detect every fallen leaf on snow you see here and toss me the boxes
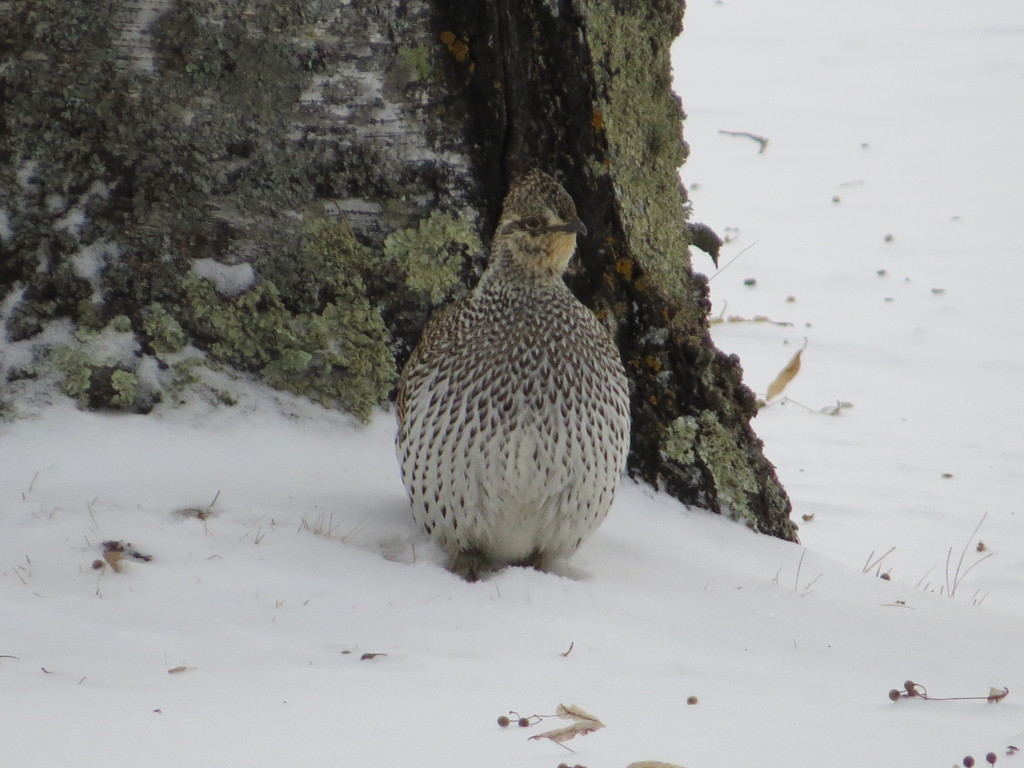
[766,340,807,400]
[102,550,124,573]
[100,540,153,572]
[529,703,604,745]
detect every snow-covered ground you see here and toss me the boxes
[3,1,1023,765]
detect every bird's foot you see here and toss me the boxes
[448,548,551,581]
[448,549,490,582]
[511,549,549,572]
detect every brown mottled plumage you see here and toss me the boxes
[396,170,631,580]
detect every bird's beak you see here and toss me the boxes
[550,219,587,237]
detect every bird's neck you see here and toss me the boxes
[478,241,568,289]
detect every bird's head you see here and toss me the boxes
[492,170,587,280]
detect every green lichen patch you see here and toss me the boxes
[693,411,761,531]
[142,302,189,355]
[50,347,147,412]
[384,210,481,304]
[182,270,395,421]
[48,315,153,411]
[396,44,433,83]
[663,415,698,465]
[109,369,139,409]
[302,217,384,295]
[52,345,94,404]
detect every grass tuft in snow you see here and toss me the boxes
[298,509,371,544]
[944,512,994,601]
[174,489,222,523]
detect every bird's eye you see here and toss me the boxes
[524,216,542,231]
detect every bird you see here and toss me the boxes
[396,170,631,580]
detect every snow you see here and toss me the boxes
[678,0,1024,618]
[72,241,120,299]
[191,258,258,297]
[78,321,140,369]
[3,2,1024,766]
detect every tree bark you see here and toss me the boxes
[0,0,796,540]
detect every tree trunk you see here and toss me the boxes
[0,0,796,540]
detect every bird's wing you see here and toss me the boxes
[395,298,468,426]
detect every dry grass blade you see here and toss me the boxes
[766,339,808,401]
[944,512,993,598]
[862,546,896,575]
[708,241,759,282]
[719,129,769,153]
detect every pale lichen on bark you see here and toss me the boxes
[581,0,695,305]
[0,0,479,417]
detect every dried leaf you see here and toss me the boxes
[101,540,153,566]
[766,341,807,400]
[555,703,602,723]
[102,550,124,573]
[529,720,602,744]
[529,703,604,745]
